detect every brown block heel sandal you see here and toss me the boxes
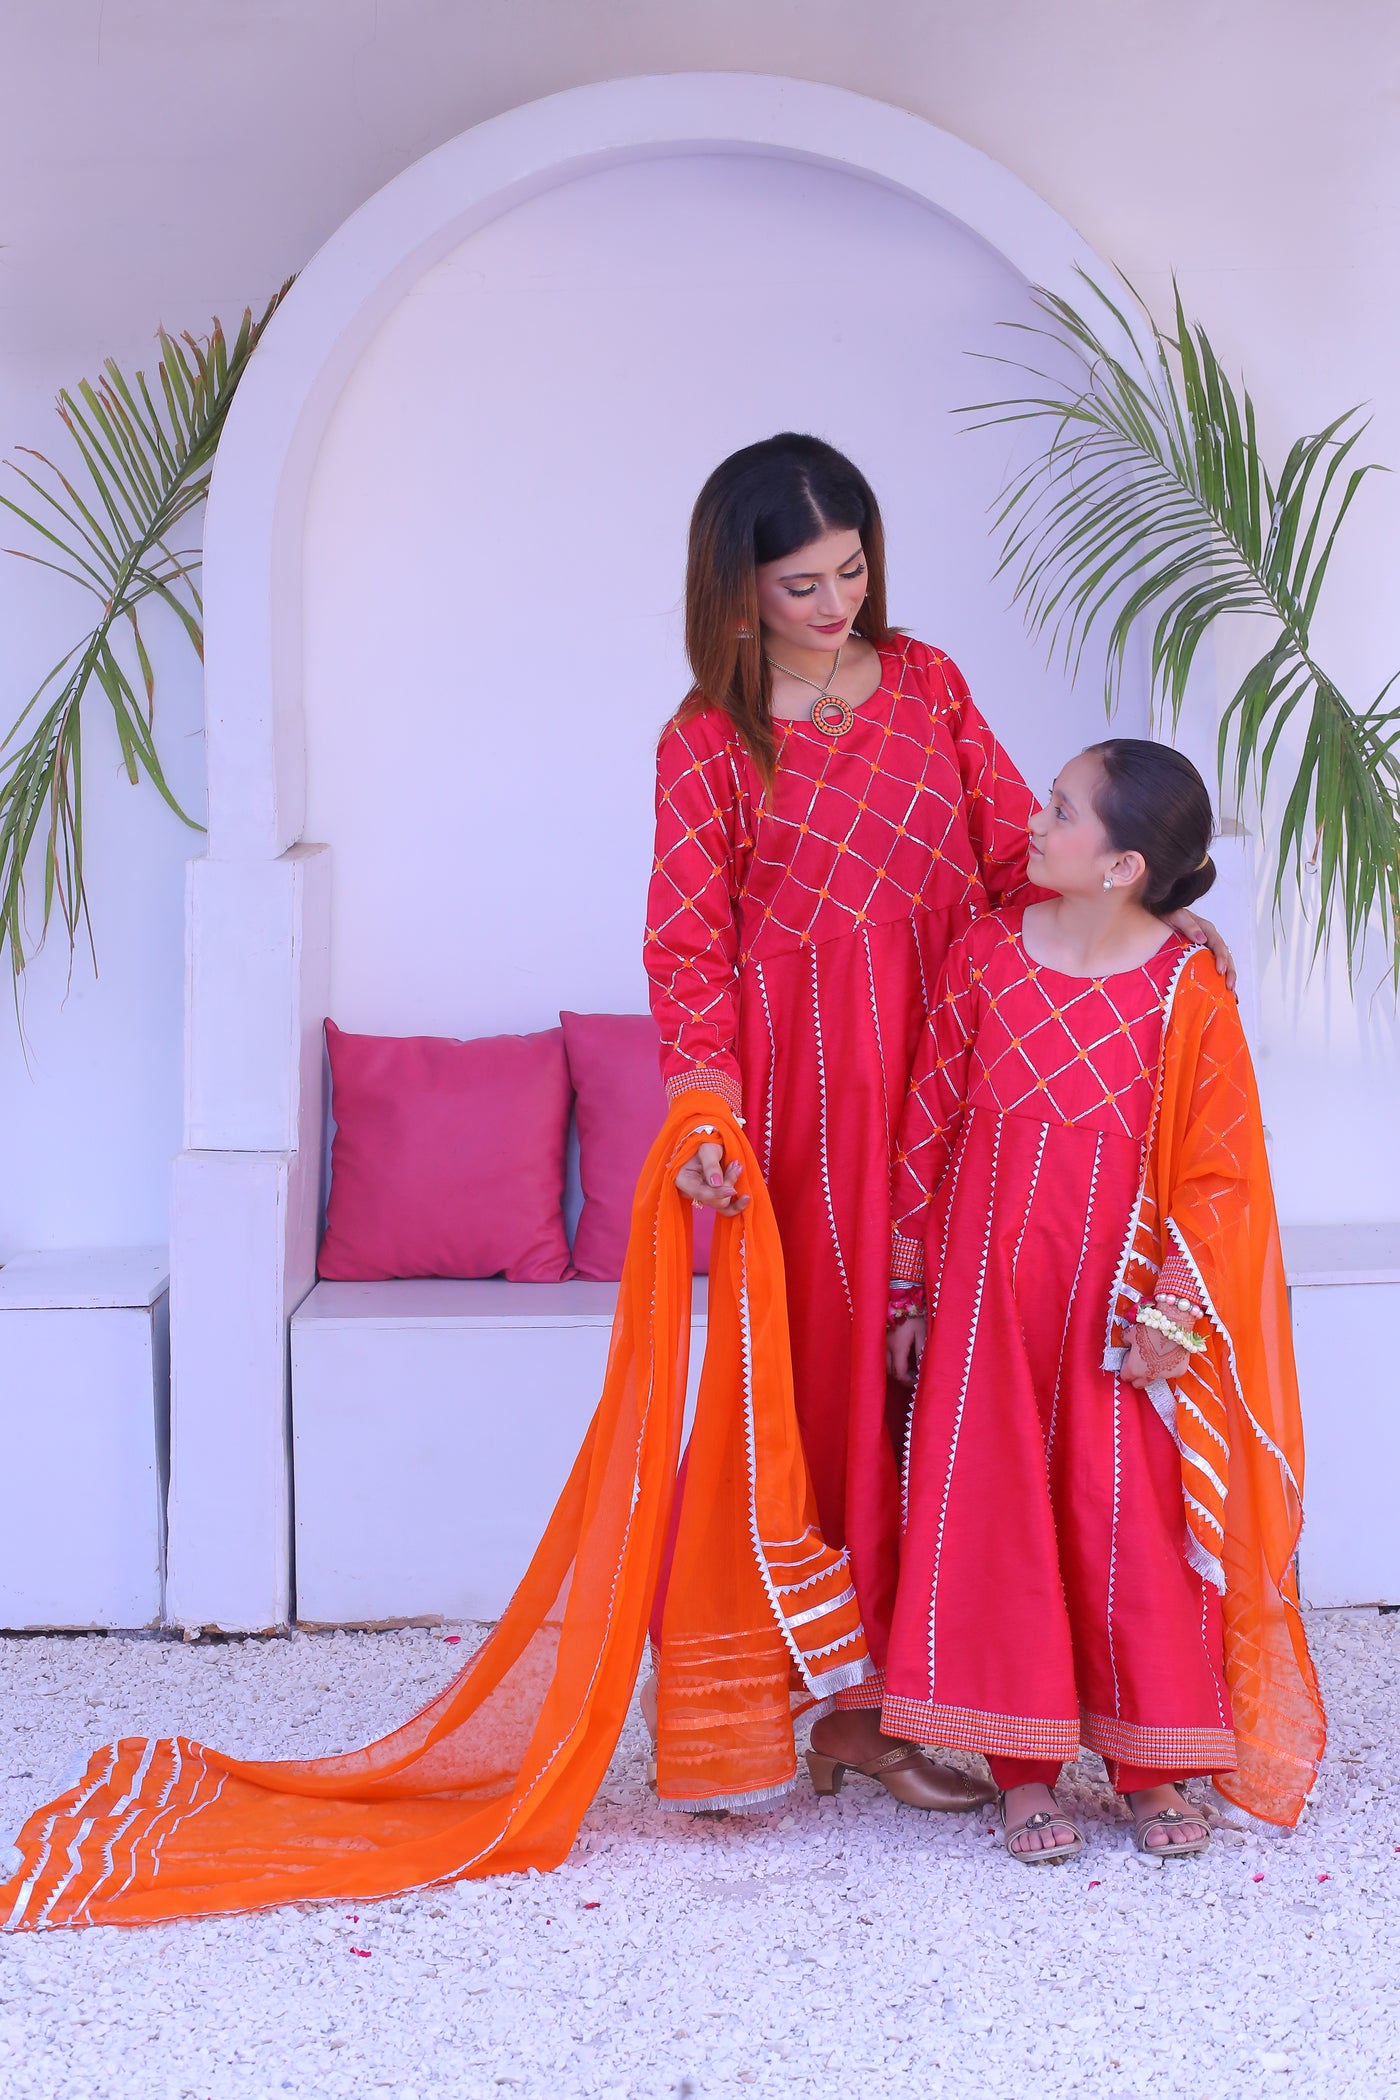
[806,1743,992,1812]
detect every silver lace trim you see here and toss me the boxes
[654,1776,798,1815]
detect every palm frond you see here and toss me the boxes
[961,272,1400,980]
[0,283,292,991]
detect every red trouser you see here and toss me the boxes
[988,1757,1197,1794]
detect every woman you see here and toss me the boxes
[877,740,1324,1859]
[644,435,1233,1807]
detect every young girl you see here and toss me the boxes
[868,739,1325,1862]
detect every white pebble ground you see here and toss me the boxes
[1,1610,1396,2099]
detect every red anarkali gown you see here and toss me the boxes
[645,636,1041,1673]
[885,908,1236,1788]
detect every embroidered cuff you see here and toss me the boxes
[1157,1251,1202,1308]
[664,1067,745,1119]
[889,1233,925,1287]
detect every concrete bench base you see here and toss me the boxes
[291,1277,708,1626]
[1286,1225,1400,1609]
[0,1250,169,1631]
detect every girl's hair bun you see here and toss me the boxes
[1157,854,1216,916]
[1087,739,1216,918]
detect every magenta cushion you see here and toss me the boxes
[560,1012,713,1280]
[319,1020,574,1283]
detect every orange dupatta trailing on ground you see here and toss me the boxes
[1106,951,1326,1827]
[0,1096,869,1931]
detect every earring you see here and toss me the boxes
[1102,874,1114,890]
[736,627,753,641]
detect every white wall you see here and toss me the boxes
[1,0,1398,1250]
[301,151,1124,1040]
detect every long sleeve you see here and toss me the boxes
[939,657,1046,909]
[889,934,980,1283]
[644,713,749,1115]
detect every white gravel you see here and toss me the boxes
[1,1609,1396,2099]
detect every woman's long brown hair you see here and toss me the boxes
[680,434,891,788]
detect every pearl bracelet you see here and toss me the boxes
[1155,1292,1202,1317]
[1135,1303,1207,1355]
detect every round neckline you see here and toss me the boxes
[773,639,896,731]
[1013,915,1182,985]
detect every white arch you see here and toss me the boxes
[174,74,1128,1633]
[202,71,1110,860]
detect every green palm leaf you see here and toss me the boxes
[0,284,291,991]
[962,272,1400,981]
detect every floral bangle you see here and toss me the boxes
[887,1283,926,1328]
[1135,1303,1207,1354]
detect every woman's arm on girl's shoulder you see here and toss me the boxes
[918,648,1046,908]
[645,712,749,1116]
[1166,907,1237,989]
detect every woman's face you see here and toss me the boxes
[1027,750,1145,897]
[755,528,867,656]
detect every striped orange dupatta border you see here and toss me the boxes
[1107,951,1327,1827]
[0,1094,869,1931]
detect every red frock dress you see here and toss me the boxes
[884,908,1236,1788]
[645,637,1041,1674]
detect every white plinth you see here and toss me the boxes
[0,1249,169,1630]
[1284,1225,1400,1609]
[290,1278,709,1626]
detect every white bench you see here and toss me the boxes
[0,1249,169,1630]
[0,1219,1370,1635]
[290,1277,709,1626]
[1283,1224,1400,1610]
[287,1229,1400,1630]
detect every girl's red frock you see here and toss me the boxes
[884,908,1236,1784]
[645,637,1041,1672]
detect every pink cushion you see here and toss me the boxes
[319,1020,574,1283]
[560,1012,713,1280]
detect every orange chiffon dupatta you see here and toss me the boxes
[1109,952,1326,1827]
[1,1096,870,1931]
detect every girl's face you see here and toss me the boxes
[1027,750,1145,897]
[755,528,867,656]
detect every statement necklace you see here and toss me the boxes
[765,645,856,737]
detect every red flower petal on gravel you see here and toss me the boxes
[1318,1873,1330,1882]
[350,1948,372,1958]
[582,1901,601,1910]
[1252,1873,1265,1883]
[443,1635,461,1644]
[1087,1881,1101,1889]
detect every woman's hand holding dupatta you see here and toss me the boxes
[675,1142,750,1214]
